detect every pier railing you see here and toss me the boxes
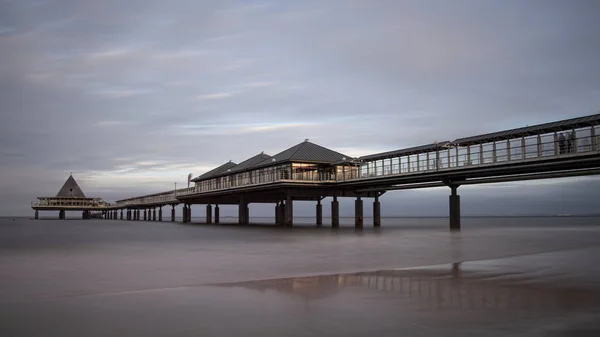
[339,128,599,182]
[116,186,196,207]
[32,200,111,208]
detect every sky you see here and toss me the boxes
[1,0,600,217]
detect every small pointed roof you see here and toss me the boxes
[191,161,238,182]
[254,140,349,167]
[56,174,86,198]
[228,152,272,173]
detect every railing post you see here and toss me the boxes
[426,152,430,170]
[521,137,526,160]
[407,155,410,172]
[537,134,542,158]
[572,129,578,153]
[466,146,471,165]
[553,132,559,156]
[592,126,597,151]
[492,141,497,163]
[506,140,511,161]
[399,156,403,173]
[455,146,459,167]
[479,144,483,164]
[416,153,420,171]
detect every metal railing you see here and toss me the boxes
[339,133,600,182]
[31,200,111,207]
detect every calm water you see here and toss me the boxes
[1,216,600,336]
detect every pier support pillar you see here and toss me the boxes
[246,205,250,225]
[114,210,117,219]
[187,205,192,223]
[278,201,285,226]
[316,199,323,227]
[171,205,175,222]
[133,210,136,221]
[238,197,246,225]
[214,204,220,224]
[153,208,157,221]
[449,185,461,230]
[144,209,147,221]
[355,197,363,229]
[206,204,212,224]
[275,203,280,225]
[126,210,130,220]
[35,210,39,220]
[182,205,188,223]
[373,194,381,227]
[120,210,123,220]
[158,206,163,222]
[59,210,65,220]
[137,209,141,221]
[331,196,339,228]
[285,194,293,227]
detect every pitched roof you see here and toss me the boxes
[359,142,452,161]
[56,175,86,198]
[228,152,272,173]
[253,141,350,168]
[191,161,237,182]
[454,112,600,146]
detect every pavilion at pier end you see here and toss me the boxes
[31,174,112,219]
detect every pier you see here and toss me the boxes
[32,113,600,229]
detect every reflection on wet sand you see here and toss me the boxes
[215,262,600,313]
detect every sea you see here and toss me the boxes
[1,216,600,336]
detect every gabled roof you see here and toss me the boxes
[56,175,86,198]
[454,112,600,146]
[191,161,237,182]
[359,142,452,161]
[229,152,272,173]
[253,141,350,168]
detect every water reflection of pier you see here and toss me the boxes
[217,263,600,312]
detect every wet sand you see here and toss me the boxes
[1,217,600,336]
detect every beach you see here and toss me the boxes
[1,216,599,336]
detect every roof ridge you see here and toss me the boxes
[289,140,309,159]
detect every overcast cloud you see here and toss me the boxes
[1,0,600,216]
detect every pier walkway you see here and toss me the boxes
[34,113,600,229]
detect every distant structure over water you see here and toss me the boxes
[31,174,111,219]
